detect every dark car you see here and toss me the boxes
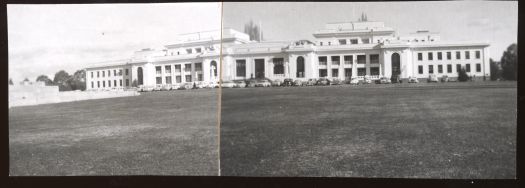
[316,78,331,86]
[283,78,294,87]
[331,78,343,85]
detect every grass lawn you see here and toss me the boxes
[220,81,517,178]
[9,89,219,176]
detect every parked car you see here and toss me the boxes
[428,74,439,83]
[349,78,360,85]
[283,78,294,86]
[316,78,331,86]
[408,76,419,83]
[221,80,236,88]
[271,79,283,87]
[160,85,172,91]
[305,79,317,86]
[245,79,257,87]
[376,77,392,84]
[293,80,302,86]
[441,75,449,82]
[331,78,342,85]
[234,80,246,88]
[255,79,271,87]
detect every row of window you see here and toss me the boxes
[417,51,481,61]
[155,74,203,85]
[155,63,203,75]
[168,47,208,56]
[320,38,373,46]
[91,79,130,88]
[318,54,378,65]
[234,58,290,77]
[319,67,379,77]
[91,69,129,78]
[417,63,482,74]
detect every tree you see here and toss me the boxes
[53,70,72,91]
[36,75,54,86]
[489,58,501,81]
[68,70,86,91]
[244,20,263,42]
[9,78,13,85]
[500,43,517,80]
[458,67,469,82]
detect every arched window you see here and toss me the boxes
[296,56,305,78]
[137,67,143,85]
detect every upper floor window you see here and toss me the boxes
[155,66,161,75]
[165,65,171,74]
[465,51,470,59]
[184,64,192,72]
[447,52,451,60]
[97,71,100,77]
[102,71,105,77]
[113,70,116,76]
[328,42,331,46]
[428,52,433,60]
[437,52,442,60]
[331,56,340,65]
[370,54,379,64]
[195,62,202,71]
[350,39,358,44]
[418,53,423,61]
[91,72,93,78]
[476,51,481,59]
[195,48,202,53]
[339,39,346,45]
[344,55,353,64]
[362,38,370,44]
[357,55,366,64]
[125,69,129,76]
[456,51,461,59]
[186,48,192,54]
[319,42,323,46]
[318,56,327,65]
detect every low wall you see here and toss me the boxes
[9,86,140,108]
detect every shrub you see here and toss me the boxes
[457,68,469,82]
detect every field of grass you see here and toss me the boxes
[220,81,517,178]
[9,89,219,176]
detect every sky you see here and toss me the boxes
[8,1,518,82]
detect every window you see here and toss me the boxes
[418,65,423,74]
[195,63,202,71]
[166,76,172,84]
[102,71,105,77]
[236,59,246,77]
[114,80,117,87]
[457,64,461,73]
[198,74,203,81]
[465,51,470,59]
[103,81,106,87]
[125,69,129,76]
[476,64,481,72]
[126,79,129,86]
[91,72,93,78]
[156,66,162,75]
[370,67,379,76]
[119,79,122,86]
[273,58,284,74]
[185,75,192,82]
[296,56,305,78]
[362,38,370,44]
[165,65,171,74]
[319,69,327,77]
[357,55,366,64]
[186,48,192,54]
[476,51,481,59]
[185,64,192,72]
[428,65,434,74]
[438,65,443,73]
[418,53,423,61]
[119,69,122,76]
[437,52,442,60]
[156,77,162,84]
[108,70,110,77]
[447,52,451,60]
[339,39,346,45]
[350,39,358,44]
[108,80,111,87]
[91,81,94,88]
[456,51,461,59]
[176,76,182,83]
[332,69,338,77]
[428,52,433,60]
[370,54,379,64]
[331,56,340,65]
[345,68,352,78]
[320,42,323,46]
[466,64,471,72]
[113,70,116,76]
[318,56,327,65]
[357,68,366,76]
[97,81,100,88]
[97,71,100,78]
[195,48,201,53]
[344,55,353,64]
[447,64,452,73]
[175,65,181,73]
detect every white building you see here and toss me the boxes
[84,21,490,90]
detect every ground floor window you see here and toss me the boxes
[120,79,122,86]
[108,80,111,87]
[185,75,192,82]
[156,77,162,84]
[438,65,443,73]
[166,76,172,84]
[466,64,471,72]
[319,69,327,77]
[126,79,129,86]
[332,69,338,77]
[103,81,105,87]
[357,68,366,76]
[345,68,352,78]
[236,59,246,77]
[176,76,182,83]
[370,67,380,76]
[476,63,481,72]
[273,58,284,74]
[418,65,423,74]
[91,82,94,88]
[97,81,100,88]
[428,65,434,74]
[114,80,117,87]
[198,74,203,81]
[447,64,452,73]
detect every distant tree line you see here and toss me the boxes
[488,43,517,81]
[9,69,86,91]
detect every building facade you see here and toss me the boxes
[84,21,490,91]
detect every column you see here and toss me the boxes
[352,55,357,78]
